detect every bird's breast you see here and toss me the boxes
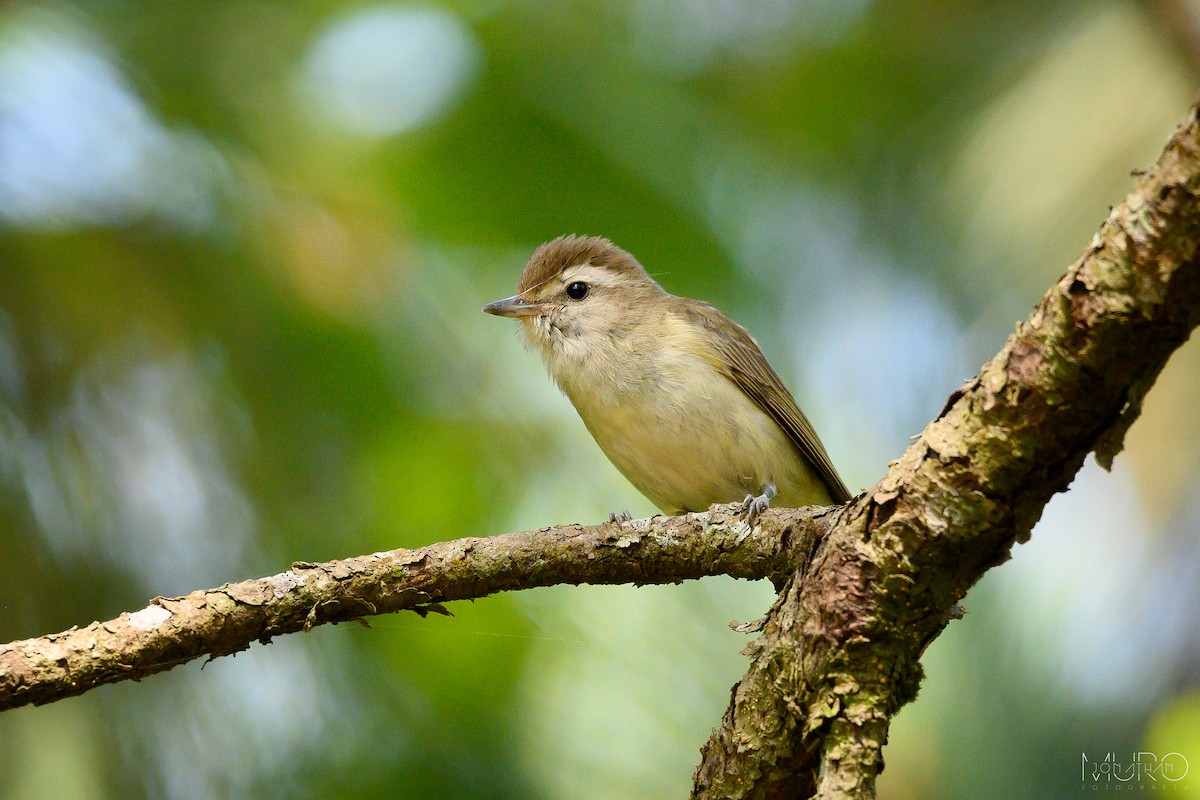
[551,335,823,513]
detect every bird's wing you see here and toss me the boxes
[677,298,851,503]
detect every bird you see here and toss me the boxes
[483,235,850,522]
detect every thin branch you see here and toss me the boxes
[691,101,1200,798]
[5,96,1200,800]
[0,504,832,712]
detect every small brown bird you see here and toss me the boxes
[484,235,850,521]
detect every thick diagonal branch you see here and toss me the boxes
[0,504,831,712]
[691,103,1200,798]
[5,98,1200,800]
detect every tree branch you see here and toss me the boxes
[690,101,1200,798]
[0,504,831,711]
[5,97,1200,800]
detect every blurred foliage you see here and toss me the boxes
[1,0,1199,798]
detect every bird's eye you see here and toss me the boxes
[565,281,589,300]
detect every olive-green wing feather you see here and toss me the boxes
[678,299,851,503]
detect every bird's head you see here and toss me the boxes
[483,235,664,360]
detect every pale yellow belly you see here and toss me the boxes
[566,361,831,515]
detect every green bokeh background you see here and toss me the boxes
[2,1,1199,798]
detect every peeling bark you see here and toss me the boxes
[0,504,829,711]
[690,102,1200,798]
[3,99,1200,800]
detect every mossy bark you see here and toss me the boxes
[4,99,1200,800]
[690,102,1200,799]
[0,503,828,711]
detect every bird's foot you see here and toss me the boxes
[608,509,633,525]
[741,483,778,528]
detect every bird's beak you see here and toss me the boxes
[482,294,545,318]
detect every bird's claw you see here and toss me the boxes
[741,483,777,528]
[608,509,633,525]
[742,494,768,527]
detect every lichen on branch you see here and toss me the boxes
[0,504,828,712]
[690,101,1200,799]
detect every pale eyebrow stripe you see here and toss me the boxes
[519,261,612,298]
[560,264,611,284]
[517,272,559,298]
